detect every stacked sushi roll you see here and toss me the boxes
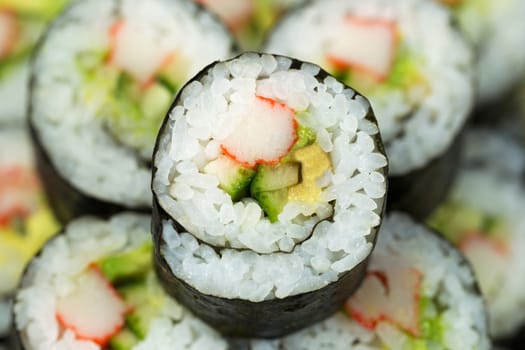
[0,0,69,125]
[152,52,388,337]
[29,0,235,223]
[250,213,490,350]
[0,128,60,339]
[264,0,474,219]
[428,128,525,340]
[13,213,229,350]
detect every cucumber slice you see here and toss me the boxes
[109,329,139,350]
[250,163,300,193]
[126,304,159,339]
[98,241,153,284]
[155,55,188,94]
[253,188,288,223]
[140,82,173,121]
[204,156,256,201]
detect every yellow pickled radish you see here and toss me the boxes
[288,143,331,203]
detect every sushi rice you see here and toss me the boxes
[251,213,491,350]
[29,0,234,208]
[264,0,473,176]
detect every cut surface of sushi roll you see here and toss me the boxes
[152,52,388,337]
[29,0,234,220]
[438,0,525,104]
[251,212,491,350]
[264,0,473,177]
[0,0,69,125]
[195,0,305,51]
[0,127,60,338]
[428,128,525,339]
[13,213,229,350]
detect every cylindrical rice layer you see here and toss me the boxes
[0,0,70,126]
[0,127,60,339]
[436,0,525,105]
[29,0,235,223]
[152,52,388,338]
[12,213,231,350]
[194,0,305,51]
[249,213,491,350]
[428,127,525,340]
[264,0,474,219]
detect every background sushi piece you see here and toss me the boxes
[438,0,525,105]
[264,0,474,220]
[28,0,235,223]
[0,127,60,339]
[0,0,70,125]
[249,212,491,350]
[428,127,525,341]
[195,0,305,51]
[152,52,388,338]
[12,213,230,350]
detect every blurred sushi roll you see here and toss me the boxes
[428,128,525,339]
[264,0,474,219]
[29,0,235,223]
[0,0,69,125]
[13,213,229,350]
[195,0,305,51]
[152,52,388,338]
[438,0,525,104]
[0,127,60,338]
[251,213,491,350]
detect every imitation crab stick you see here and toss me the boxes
[346,259,423,337]
[327,17,398,82]
[56,266,130,346]
[220,96,298,168]
[459,232,509,295]
[107,20,175,86]
[0,10,18,59]
[0,166,40,227]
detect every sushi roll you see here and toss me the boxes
[264,0,474,219]
[251,213,491,350]
[194,0,305,51]
[0,127,60,339]
[29,0,235,223]
[0,0,69,125]
[152,52,388,338]
[12,213,229,350]
[428,128,525,340]
[437,0,525,104]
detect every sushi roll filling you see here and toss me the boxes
[76,20,189,160]
[202,95,332,222]
[345,255,446,347]
[325,16,428,115]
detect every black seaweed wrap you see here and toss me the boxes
[387,132,463,221]
[28,122,149,224]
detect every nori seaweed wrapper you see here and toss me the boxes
[387,132,463,221]
[151,53,388,339]
[28,122,150,224]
